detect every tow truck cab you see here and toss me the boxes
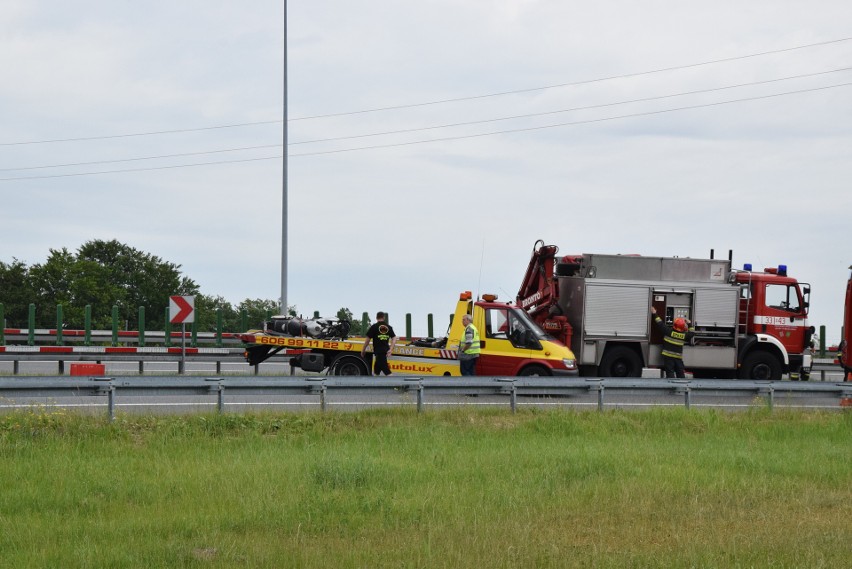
[451,292,578,376]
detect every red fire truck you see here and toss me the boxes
[839,266,852,381]
[517,240,814,380]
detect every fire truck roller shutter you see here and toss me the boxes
[584,284,648,336]
[694,287,739,328]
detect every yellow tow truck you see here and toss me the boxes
[239,292,578,376]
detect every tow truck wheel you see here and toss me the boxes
[599,346,642,378]
[332,356,369,376]
[738,351,782,381]
[518,365,551,376]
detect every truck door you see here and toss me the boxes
[759,283,808,353]
[480,307,534,376]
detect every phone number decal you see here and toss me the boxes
[257,336,352,350]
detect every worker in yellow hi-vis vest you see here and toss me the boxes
[458,313,481,376]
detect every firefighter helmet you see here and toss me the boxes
[673,318,688,332]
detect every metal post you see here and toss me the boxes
[497,378,516,413]
[671,380,691,409]
[179,323,186,375]
[164,307,172,347]
[95,378,116,422]
[757,383,774,411]
[84,305,91,346]
[406,313,412,340]
[207,378,225,414]
[111,305,119,346]
[138,306,145,347]
[216,308,223,347]
[406,378,424,413]
[586,379,604,411]
[280,0,288,314]
[108,384,115,421]
[427,313,434,338]
[56,304,63,345]
[28,303,35,346]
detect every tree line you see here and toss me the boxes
[0,239,369,334]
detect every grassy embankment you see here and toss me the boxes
[0,407,849,568]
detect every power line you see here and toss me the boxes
[289,66,852,146]
[2,80,849,181]
[2,36,851,147]
[6,66,851,172]
[0,156,282,181]
[0,144,281,172]
[289,36,852,121]
[0,120,282,148]
[288,81,852,157]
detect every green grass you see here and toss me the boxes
[0,408,849,568]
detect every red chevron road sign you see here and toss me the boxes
[169,295,195,324]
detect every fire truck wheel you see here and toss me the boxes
[331,356,369,376]
[518,365,551,376]
[599,346,642,378]
[738,351,782,381]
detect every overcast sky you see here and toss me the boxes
[1,1,850,342]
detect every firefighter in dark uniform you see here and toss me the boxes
[651,307,695,378]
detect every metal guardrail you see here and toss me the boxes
[0,348,300,375]
[1,329,244,346]
[1,376,849,421]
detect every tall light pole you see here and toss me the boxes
[281,0,288,314]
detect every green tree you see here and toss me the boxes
[76,239,198,329]
[1,240,289,334]
[0,259,35,327]
[29,249,120,328]
[337,307,369,335]
[238,298,285,331]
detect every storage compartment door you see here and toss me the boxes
[584,285,648,337]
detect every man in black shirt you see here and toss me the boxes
[361,311,397,376]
